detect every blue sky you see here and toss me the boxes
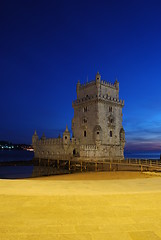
[0,0,161,151]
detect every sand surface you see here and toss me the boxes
[1,171,161,240]
[32,171,153,180]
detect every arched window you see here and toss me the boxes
[83,118,87,123]
[84,130,86,137]
[83,106,88,112]
[110,131,112,137]
[109,106,112,112]
[73,149,77,156]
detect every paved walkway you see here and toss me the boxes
[1,173,161,239]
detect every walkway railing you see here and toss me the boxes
[33,157,161,173]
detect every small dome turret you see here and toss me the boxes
[32,130,39,144]
[41,133,46,140]
[63,125,70,145]
[95,72,101,82]
[114,79,119,90]
[120,128,125,143]
[77,80,81,98]
[33,130,38,136]
[64,125,69,133]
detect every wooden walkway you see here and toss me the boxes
[35,157,161,173]
[1,158,161,178]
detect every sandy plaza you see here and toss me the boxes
[1,171,161,240]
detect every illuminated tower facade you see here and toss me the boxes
[72,72,125,159]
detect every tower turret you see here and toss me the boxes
[120,128,125,147]
[114,79,119,99]
[96,72,101,89]
[32,130,39,145]
[41,133,46,141]
[63,125,70,145]
[76,80,80,98]
[95,72,101,82]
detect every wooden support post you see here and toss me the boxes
[81,161,82,172]
[85,162,86,171]
[141,165,143,172]
[39,158,41,166]
[110,162,112,171]
[57,160,59,169]
[47,159,49,176]
[69,160,70,172]
[95,162,97,172]
[74,161,76,171]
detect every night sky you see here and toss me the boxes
[1,0,161,151]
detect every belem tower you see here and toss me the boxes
[32,72,125,161]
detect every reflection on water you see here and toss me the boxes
[0,150,34,179]
[0,166,33,179]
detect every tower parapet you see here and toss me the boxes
[79,79,117,89]
[77,73,120,102]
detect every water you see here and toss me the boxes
[0,150,34,162]
[124,151,161,160]
[0,166,34,179]
[0,150,34,179]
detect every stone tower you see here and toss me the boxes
[72,72,125,159]
[32,72,125,161]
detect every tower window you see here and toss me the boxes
[65,136,67,140]
[110,131,112,137]
[97,132,99,135]
[84,130,86,137]
[109,106,112,112]
[83,107,88,112]
[83,118,87,123]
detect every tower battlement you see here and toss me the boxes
[76,72,120,100]
[79,79,117,90]
[72,94,124,107]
